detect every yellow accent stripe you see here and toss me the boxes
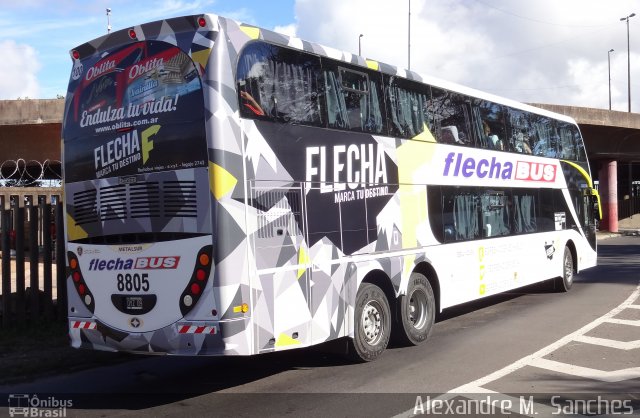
[397,135,434,275]
[297,246,310,279]
[275,333,301,347]
[66,213,88,241]
[366,60,379,71]
[411,122,437,143]
[561,159,602,219]
[561,160,593,188]
[591,188,603,220]
[240,25,260,40]
[191,48,212,71]
[209,162,238,200]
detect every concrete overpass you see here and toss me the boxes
[1,99,640,232]
[532,104,640,232]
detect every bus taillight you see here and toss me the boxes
[197,16,207,28]
[71,50,80,60]
[128,28,137,39]
[67,252,95,313]
[179,245,213,316]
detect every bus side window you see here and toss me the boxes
[557,122,579,161]
[428,88,473,146]
[506,108,533,155]
[386,77,430,139]
[236,41,323,126]
[530,114,554,157]
[473,100,507,151]
[441,187,480,241]
[323,64,385,134]
[512,192,537,233]
[481,191,510,237]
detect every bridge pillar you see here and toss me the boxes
[599,160,618,232]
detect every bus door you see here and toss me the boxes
[251,182,311,352]
[584,188,601,250]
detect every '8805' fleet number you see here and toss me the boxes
[117,273,150,292]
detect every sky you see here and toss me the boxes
[0,0,639,112]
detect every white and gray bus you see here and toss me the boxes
[62,14,600,361]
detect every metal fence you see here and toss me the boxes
[618,196,640,220]
[0,192,66,328]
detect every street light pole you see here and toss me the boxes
[408,0,411,70]
[620,13,636,113]
[106,8,112,34]
[359,34,363,56]
[608,49,614,110]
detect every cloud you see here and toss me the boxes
[292,0,640,112]
[0,40,40,99]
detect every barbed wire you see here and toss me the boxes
[0,159,62,187]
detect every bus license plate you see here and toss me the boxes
[126,296,143,310]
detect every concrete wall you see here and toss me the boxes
[0,99,64,126]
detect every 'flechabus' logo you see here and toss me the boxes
[443,151,557,182]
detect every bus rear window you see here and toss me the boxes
[63,40,206,182]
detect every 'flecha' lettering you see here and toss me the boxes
[306,143,388,193]
[94,130,141,170]
[443,152,557,182]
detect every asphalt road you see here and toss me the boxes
[2,236,639,417]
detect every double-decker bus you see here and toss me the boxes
[62,14,600,361]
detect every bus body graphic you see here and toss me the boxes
[62,14,599,360]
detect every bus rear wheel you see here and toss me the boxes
[347,283,391,362]
[394,273,435,346]
[557,246,574,292]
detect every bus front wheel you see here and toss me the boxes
[557,246,574,292]
[394,273,435,346]
[348,283,391,362]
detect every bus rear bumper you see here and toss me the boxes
[68,317,251,356]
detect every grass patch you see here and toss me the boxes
[0,321,130,385]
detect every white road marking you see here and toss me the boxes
[528,357,640,383]
[605,318,640,326]
[573,334,640,350]
[393,281,640,418]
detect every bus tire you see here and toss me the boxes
[557,246,574,292]
[394,273,435,346]
[347,283,391,362]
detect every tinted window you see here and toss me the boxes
[506,108,535,155]
[387,77,431,139]
[474,100,507,151]
[429,186,542,243]
[428,88,474,146]
[557,122,585,161]
[237,42,323,126]
[481,191,510,237]
[63,40,206,182]
[512,190,537,233]
[530,115,557,158]
[323,63,385,134]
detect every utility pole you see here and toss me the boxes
[408,0,411,70]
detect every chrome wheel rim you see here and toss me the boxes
[361,301,384,345]
[409,289,428,330]
[564,251,573,284]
